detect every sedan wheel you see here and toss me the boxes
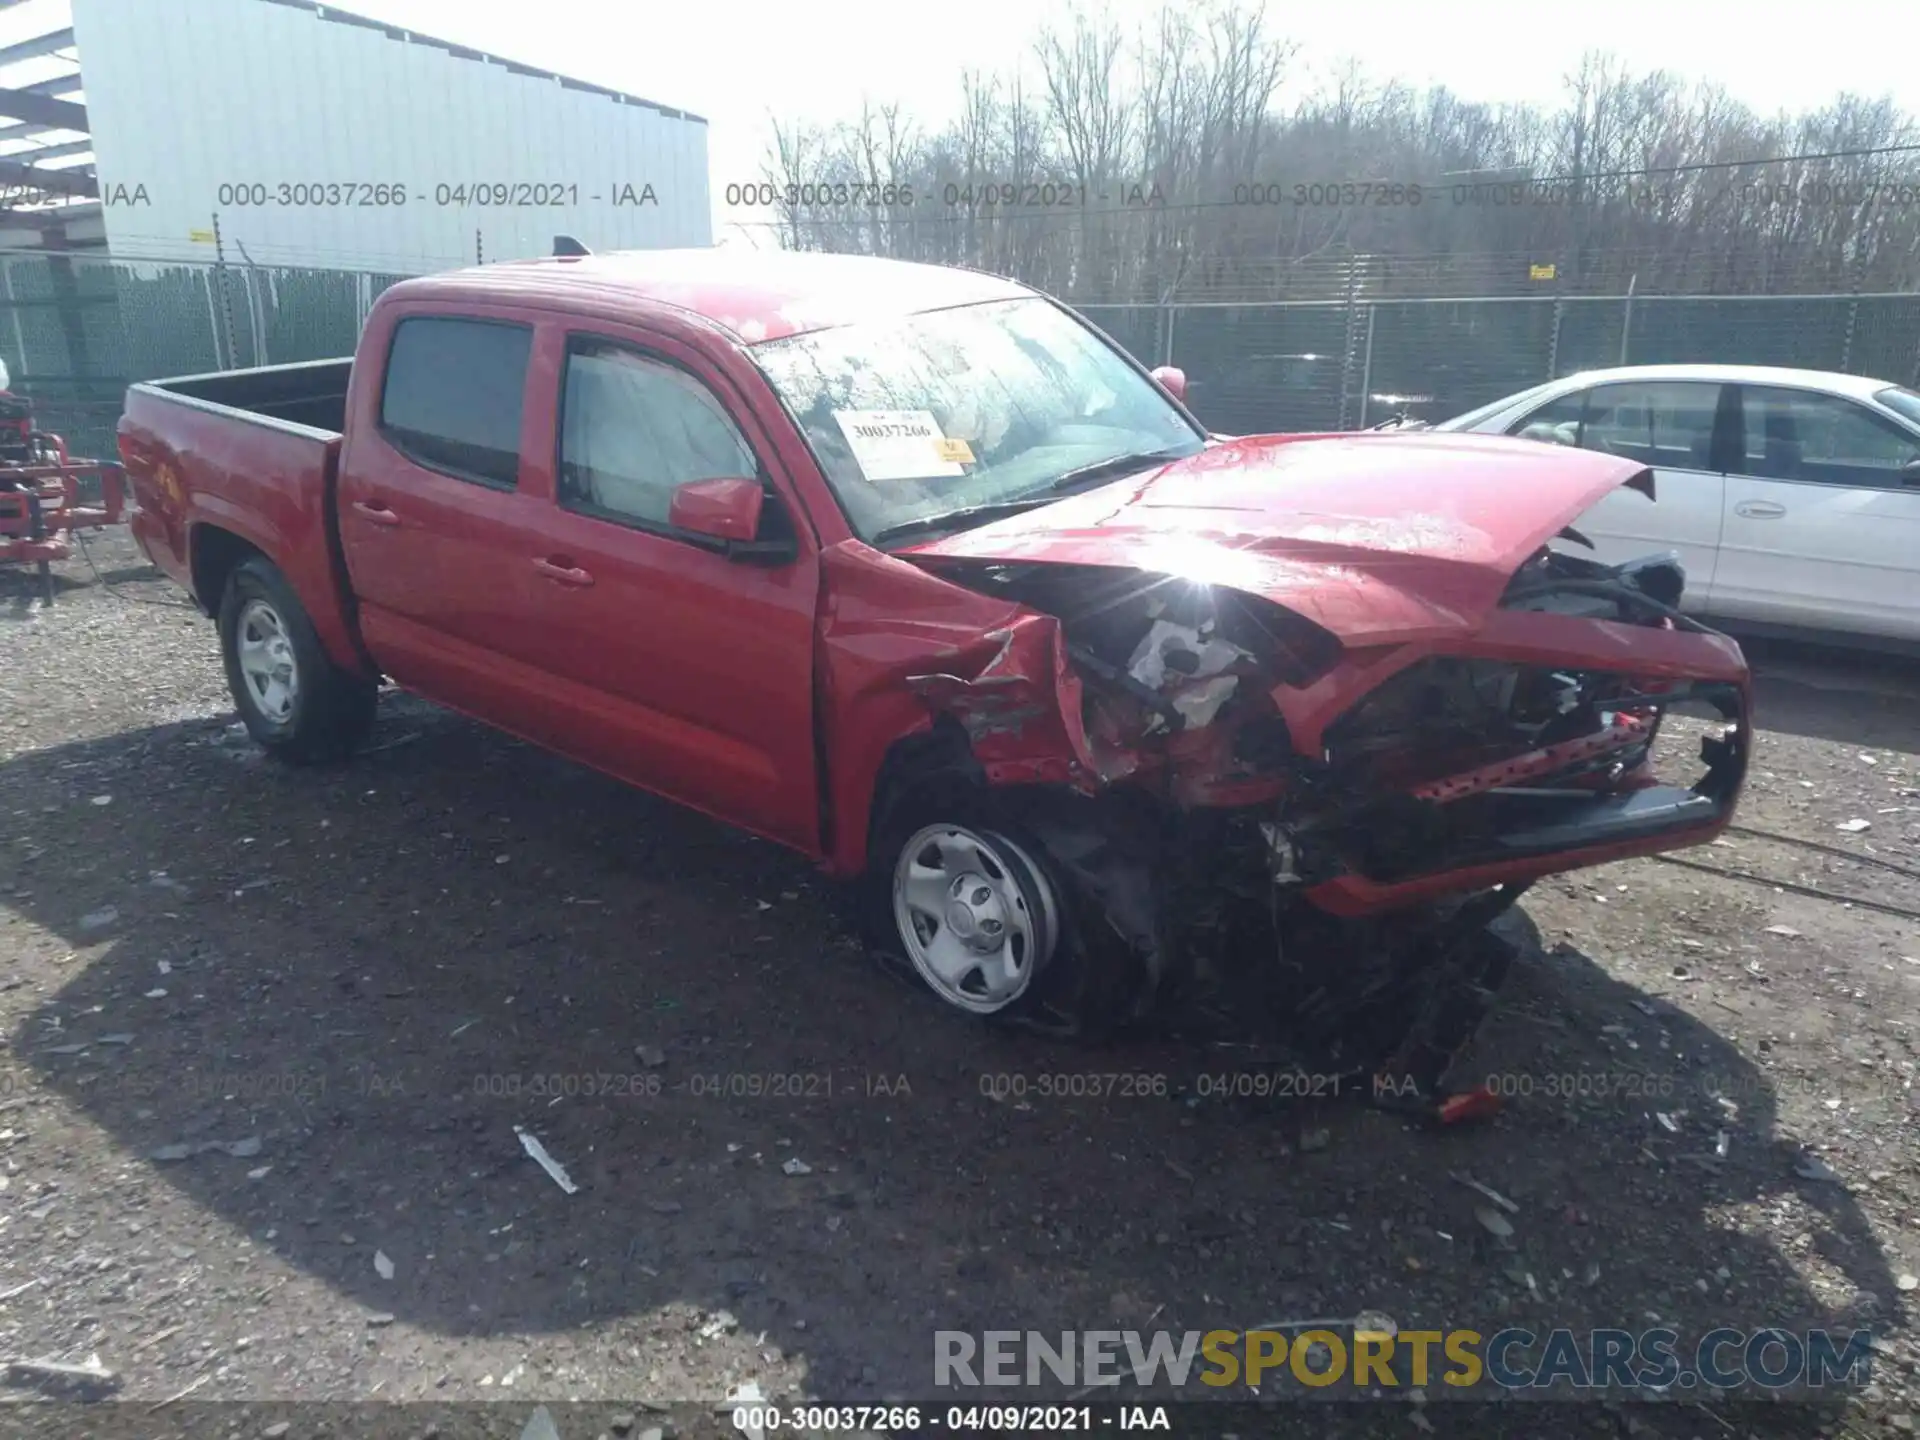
[891,823,1059,1014]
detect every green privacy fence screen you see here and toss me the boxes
[0,253,411,459]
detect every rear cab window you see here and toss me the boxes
[379,316,533,488]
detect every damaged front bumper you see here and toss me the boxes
[1278,656,1748,918]
[884,536,1749,1084]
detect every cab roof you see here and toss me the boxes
[385,247,1036,345]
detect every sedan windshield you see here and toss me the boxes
[1875,385,1920,429]
[1435,381,1558,431]
[750,297,1205,544]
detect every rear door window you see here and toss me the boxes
[1551,382,1720,470]
[379,317,533,487]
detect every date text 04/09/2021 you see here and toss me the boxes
[730,1404,1172,1432]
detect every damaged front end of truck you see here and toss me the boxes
[851,434,1751,1098]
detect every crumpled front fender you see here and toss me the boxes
[904,617,1107,789]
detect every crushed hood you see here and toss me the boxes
[903,432,1655,645]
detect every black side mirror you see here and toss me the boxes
[1901,457,1920,488]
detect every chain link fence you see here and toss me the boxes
[1,245,1915,461]
[1081,292,1920,436]
[0,252,411,460]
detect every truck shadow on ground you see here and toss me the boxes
[0,698,1900,1431]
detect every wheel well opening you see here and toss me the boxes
[190,525,263,616]
[867,719,988,856]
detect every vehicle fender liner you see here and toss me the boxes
[1018,797,1174,1028]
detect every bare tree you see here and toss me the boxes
[751,3,1920,300]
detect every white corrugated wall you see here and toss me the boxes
[72,0,709,271]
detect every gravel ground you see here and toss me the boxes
[1,534,1917,1440]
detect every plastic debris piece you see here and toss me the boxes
[1450,1172,1519,1214]
[1793,1155,1843,1184]
[1437,1087,1502,1125]
[514,1126,579,1194]
[1475,1206,1514,1239]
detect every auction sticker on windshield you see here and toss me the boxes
[834,409,970,481]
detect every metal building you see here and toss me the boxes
[0,0,710,267]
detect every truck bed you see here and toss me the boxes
[140,357,353,435]
[118,358,367,676]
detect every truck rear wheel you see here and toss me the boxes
[218,556,375,763]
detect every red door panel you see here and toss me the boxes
[519,511,821,849]
[511,323,823,852]
[336,306,571,745]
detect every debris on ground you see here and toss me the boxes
[149,1136,262,1162]
[1475,1206,1515,1240]
[781,1157,812,1176]
[513,1127,579,1195]
[3,1353,118,1392]
[1792,1155,1844,1184]
[1450,1173,1519,1214]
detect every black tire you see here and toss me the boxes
[860,780,1150,1039]
[218,556,376,763]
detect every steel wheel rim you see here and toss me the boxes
[235,597,299,723]
[892,823,1058,1013]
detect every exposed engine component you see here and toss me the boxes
[924,559,1343,697]
[1502,544,1690,621]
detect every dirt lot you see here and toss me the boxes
[1,534,1917,1439]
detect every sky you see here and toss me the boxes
[3,0,1915,244]
[323,0,1920,243]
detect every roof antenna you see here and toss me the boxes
[553,235,591,258]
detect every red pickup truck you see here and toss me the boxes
[118,246,1749,1084]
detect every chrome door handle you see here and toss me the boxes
[532,556,594,588]
[1734,500,1786,519]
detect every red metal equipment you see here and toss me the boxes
[0,393,127,605]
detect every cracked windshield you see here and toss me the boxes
[751,296,1204,543]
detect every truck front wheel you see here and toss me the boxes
[218,556,375,763]
[887,819,1061,1016]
